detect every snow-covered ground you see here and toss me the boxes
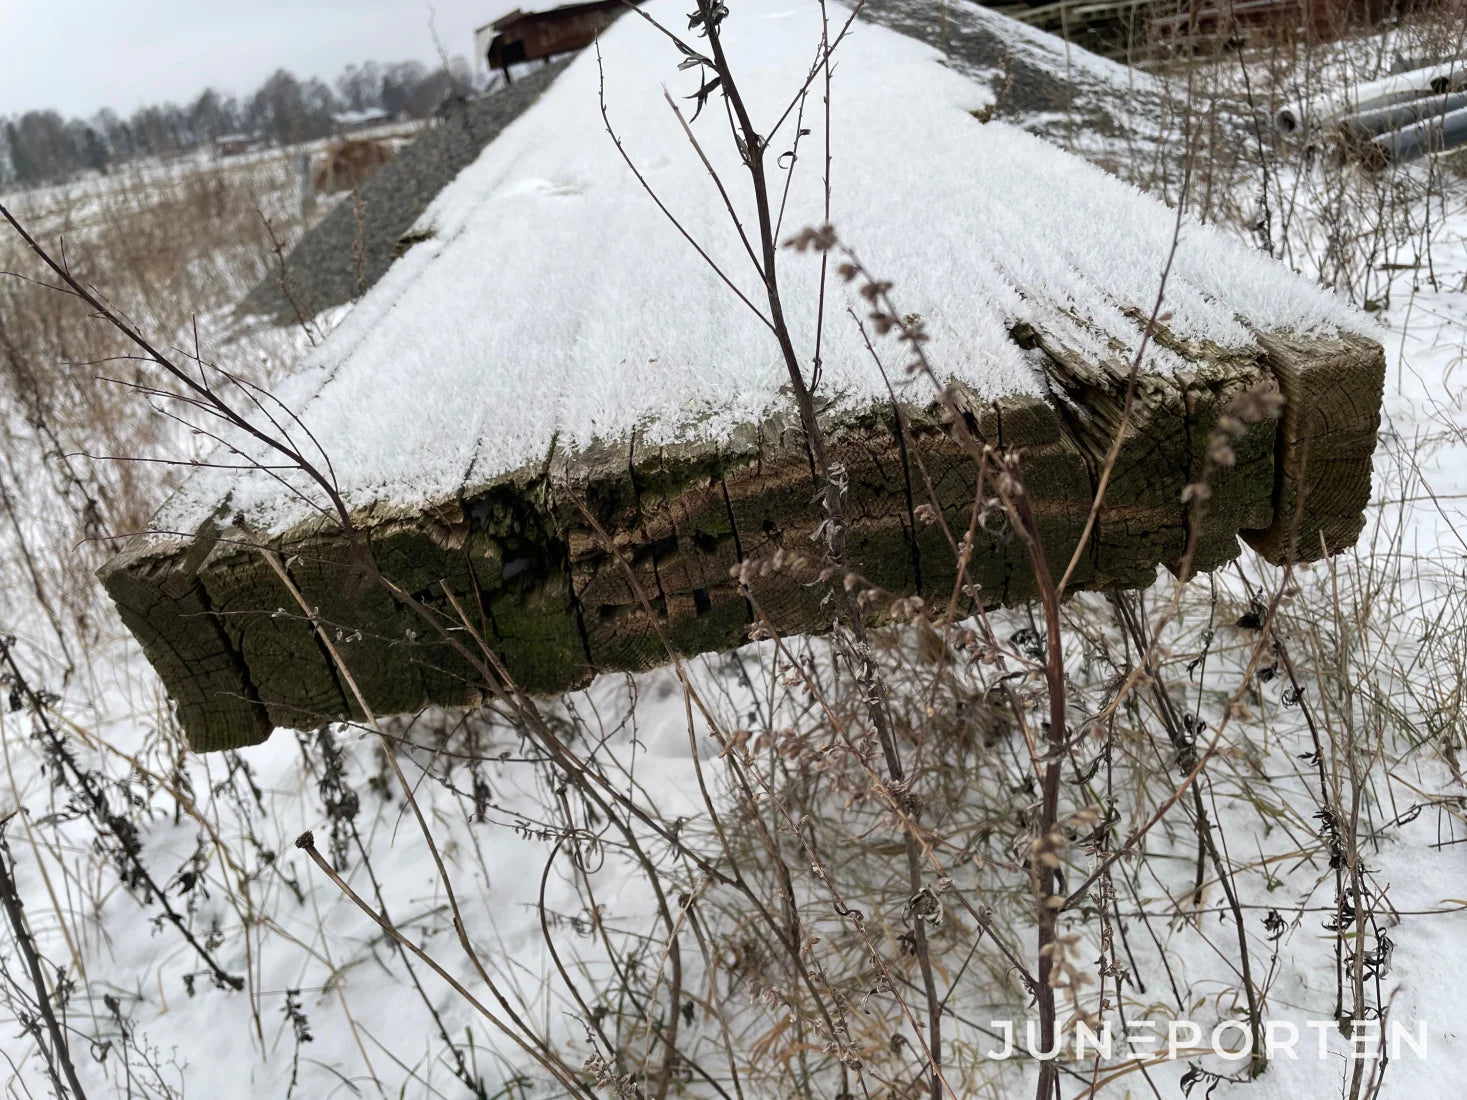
[0,2,1464,1098]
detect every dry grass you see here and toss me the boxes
[0,9,1463,1100]
[0,152,312,649]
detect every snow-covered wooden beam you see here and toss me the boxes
[99,0,1385,751]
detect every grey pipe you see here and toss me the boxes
[1365,104,1467,170]
[1337,90,1467,141]
[1275,60,1467,132]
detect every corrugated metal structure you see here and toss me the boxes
[1150,0,1406,45]
[475,1,648,80]
[987,0,1433,59]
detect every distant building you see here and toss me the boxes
[214,132,267,158]
[331,108,397,135]
[474,0,647,81]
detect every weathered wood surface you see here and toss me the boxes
[101,330,1385,752]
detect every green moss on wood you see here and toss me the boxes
[101,327,1386,752]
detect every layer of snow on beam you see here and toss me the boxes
[158,0,1369,538]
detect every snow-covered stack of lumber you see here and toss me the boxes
[1275,60,1467,169]
[101,0,1387,751]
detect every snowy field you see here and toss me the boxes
[0,2,1465,1098]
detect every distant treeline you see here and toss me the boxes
[0,58,477,188]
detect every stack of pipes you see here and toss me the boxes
[1274,59,1467,170]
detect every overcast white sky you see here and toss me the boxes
[0,0,521,119]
